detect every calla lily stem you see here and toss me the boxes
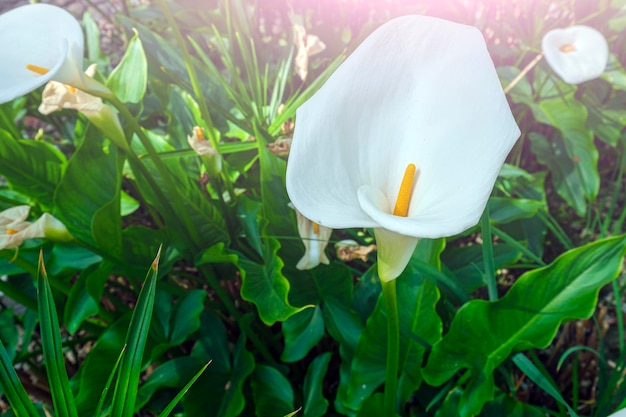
[382,278,400,416]
[480,209,498,301]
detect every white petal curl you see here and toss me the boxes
[541,25,609,84]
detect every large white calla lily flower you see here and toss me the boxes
[0,3,108,104]
[286,15,521,282]
[0,206,72,250]
[541,25,609,84]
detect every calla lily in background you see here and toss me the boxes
[608,409,626,417]
[0,206,72,250]
[291,205,332,270]
[541,25,609,84]
[38,64,128,150]
[0,3,109,104]
[188,126,223,178]
[293,23,326,81]
[286,15,521,282]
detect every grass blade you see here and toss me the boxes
[156,361,211,417]
[94,345,127,417]
[0,338,39,417]
[37,251,79,417]
[110,246,161,417]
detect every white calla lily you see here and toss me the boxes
[293,207,332,270]
[541,25,609,84]
[608,408,626,417]
[286,15,520,282]
[0,3,108,104]
[0,206,72,250]
[293,23,326,81]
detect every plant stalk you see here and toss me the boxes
[381,278,399,416]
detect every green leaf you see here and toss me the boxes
[150,289,206,359]
[110,247,161,417]
[339,266,442,414]
[107,29,148,103]
[0,338,39,417]
[183,312,255,417]
[82,11,109,68]
[0,129,66,209]
[303,353,332,417]
[488,197,544,225]
[0,310,18,361]
[281,306,325,363]
[197,242,307,325]
[54,135,124,259]
[73,316,129,415]
[251,365,294,417]
[64,262,112,335]
[423,235,626,417]
[37,253,79,417]
[529,95,599,215]
[156,361,211,417]
[442,244,522,295]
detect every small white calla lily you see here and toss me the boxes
[541,25,609,84]
[0,206,72,250]
[608,408,626,417]
[188,126,223,178]
[38,64,127,150]
[292,207,332,270]
[286,15,520,282]
[0,4,108,104]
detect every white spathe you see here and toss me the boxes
[286,15,521,281]
[608,409,626,417]
[542,25,609,84]
[0,206,72,250]
[294,209,332,270]
[0,3,107,104]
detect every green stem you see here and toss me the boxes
[613,279,625,356]
[381,279,399,416]
[481,209,498,301]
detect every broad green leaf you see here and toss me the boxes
[442,244,522,295]
[356,394,391,417]
[529,95,599,215]
[37,253,79,417]
[121,191,140,216]
[107,30,148,103]
[150,289,206,360]
[129,130,228,252]
[281,306,325,363]
[0,339,39,417]
[184,312,255,417]
[46,244,102,277]
[303,353,332,417]
[54,135,124,259]
[339,266,442,413]
[197,242,307,325]
[251,365,294,417]
[0,129,65,209]
[64,262,112,335]
[73,317,130,415]
[110,248,161,417]
[488,197,544,225]
[423,235,626,417]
